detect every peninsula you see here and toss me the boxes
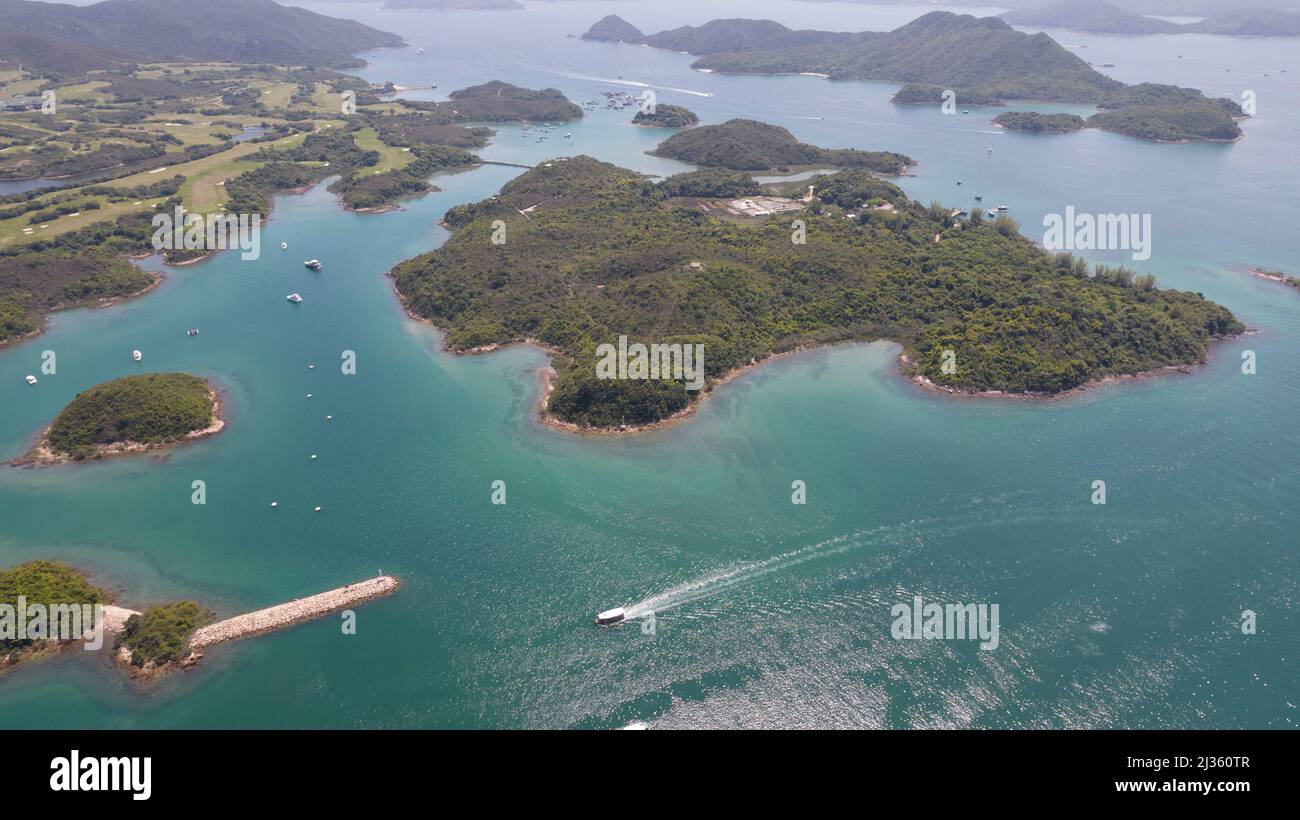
[391,149,1241,430]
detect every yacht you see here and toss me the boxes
[595,607,626,626]
[25,374,37,385]
[132,350,142,362]
[996,205,1009,212]
[287,293,303,303]
[304,259,322,271]
[281,242,288,250]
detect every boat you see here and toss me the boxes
[996,205,1009,211]
[986,210,997,218]
[132,350,142,362]
[304,259,322,271]
[595,607,626,626]
[280,242,287,250]
[620,721,649,730]
[187,328,200,336]
[974,195,983,201]
[287,293,303,303]
[25,374,37,385]
[416,47,425,54]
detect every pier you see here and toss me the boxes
[187,575,400,649]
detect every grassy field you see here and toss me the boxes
[354,127,413,175]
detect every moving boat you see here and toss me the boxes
[132,350,142,362]
[304,259,322,271]
[25,374,37,385]
[595,607,626,626]
[287,293,303,303]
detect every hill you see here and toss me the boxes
[1001,0,1181,34]
[649,119,913,173]
[632,104,699,128]
[0,0,404,68]
[1183,8,1300,36]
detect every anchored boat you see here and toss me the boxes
[304,259,322,271]
[132,349,142,362]
[25,374,37,385]
[287,293,303,303]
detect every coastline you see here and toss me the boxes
[10,383,227,467]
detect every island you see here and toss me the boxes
[632,104,699,129]
[994,112,1087,133]
[1000,1,1181,35]
[16,373,223,464]
[649,119,913,174]
[1183,9,1300,36]
[390,149,1242,431]
[580,12,1246,142]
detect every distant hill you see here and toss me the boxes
[1183,8,1300,35]
[586,12,1123,103]
[1001,0,1181,34]
[0,0,404,68]
[442,81,583,122]
[649,119,913,174]
[383,0,523,9]
[0,31,134,75]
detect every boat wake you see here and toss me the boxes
[621,526,896,621]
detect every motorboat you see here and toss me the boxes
[25,374,37,385]
[132,350,142,362]
[595,607,626,626]
[287,293,303,303]
[304,259,322,271]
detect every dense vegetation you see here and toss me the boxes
[334,144,477,210]
[0,251,155,344]
[410,81,583,123]
[393,156,1241,428]
[45,373,216,459]
[1,561,109,661]
[117,601,212,667]
[651,119,913,174]
[632,104,699,129]
[0,0,404,70]
[995,112,1086,133]
[1086,100,1243,142]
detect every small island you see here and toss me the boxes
[16,373,223,465]
[632,104,699,129]
[650,119,913,174]
[1000,0,1181,35]
[995,112,1087,133]
[1,561,110,673]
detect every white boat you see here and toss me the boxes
[280,242,287,250]
[25,374,37,385]
[132,350,142,362]
[595,607,626,626]
[287,293,303,303]
[620,721,649,730]
[304,259,322,271]
[996,205,1009,212]
[416,47,425,54]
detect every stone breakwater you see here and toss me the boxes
[189,575,400,649]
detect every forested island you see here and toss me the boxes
[994,112,1086,133]
[650,119,913,174]
[632,105,699,129]
[581,12,1246,142]
[391,149,1241,430]
[16,373,222,464]
[1001,0,1300,37]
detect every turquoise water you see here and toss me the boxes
[0,1,1296,728]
